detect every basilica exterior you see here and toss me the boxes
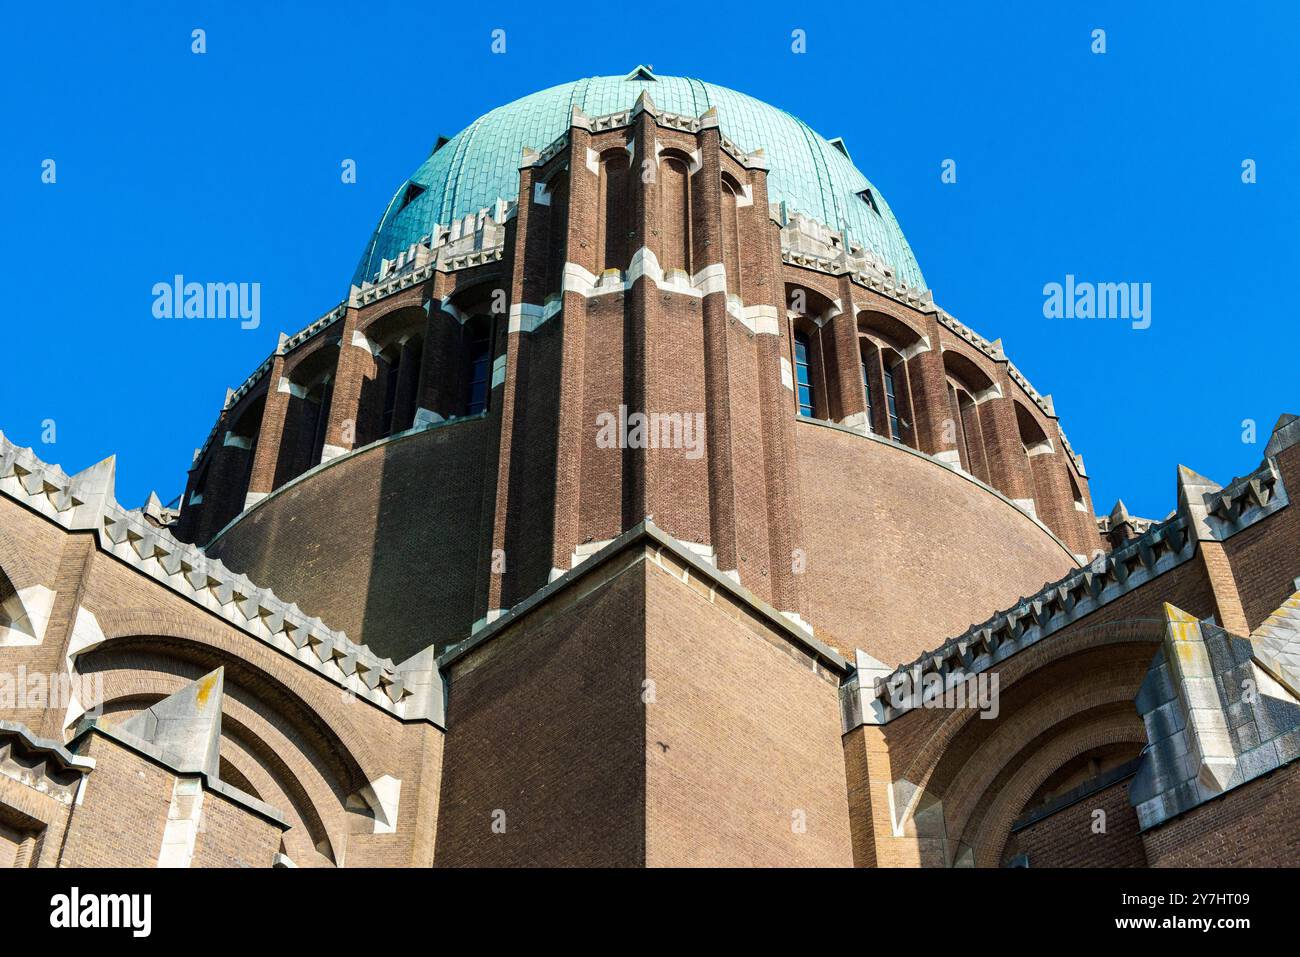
[2,69,1296,867]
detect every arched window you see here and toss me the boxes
[377,335,422,437]
[794,330,815,417]
[465,319,492,415]
[857,313,921,449]
[1069,471,1085,510]
[942,350,996,484]
[305,375,333,468]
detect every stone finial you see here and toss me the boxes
[1108,499,1132,527]
[119,668,224,779]
[632,89,658,118]
[68,455,116,529]
[1176,464,1222,541]
[142,490,165,522]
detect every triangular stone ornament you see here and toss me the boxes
[1160,604,1237,793]
[631,89,658,117]
[68,455,116,530]
[1176,463,1224,541]
[119,667,224,779]
[1265,412,1300,458]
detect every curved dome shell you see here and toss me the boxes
[353,72,926,290]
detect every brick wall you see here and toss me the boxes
[1005,777,1147,867]
[209,417,489,660]
[190,789,282,868]
[796,419,1078,664]
[434,550,647,867]
[643,557,851,867]
[59,736,171,867]
[1142,759,1300,867]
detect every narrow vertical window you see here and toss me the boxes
[794,330,814,417]
[310,378,333,468]
[861,353,875,433]
[884,361,903,441]
[466,321,492,415]
[381,350,402,436]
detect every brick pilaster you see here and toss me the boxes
[322,305,375,460]
[904,344,955,459]
[245,349,289,508]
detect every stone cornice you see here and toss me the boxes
[0,431,443,725]
[842,512,1198,729]
[438,519,850,678]
[843,419,1298,729]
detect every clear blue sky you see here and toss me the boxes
[2,1,1296,521]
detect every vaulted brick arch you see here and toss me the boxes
[934,666,1149,850]
[83,610,388,788]
[968,711,1146,867]
[92,665,343,867]
[354,304,427,444]
[897,619,1165,792]
[880,622,1165,865]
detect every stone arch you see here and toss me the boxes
[974,716,1146,867]
[939,690,1146,865]
[277,341,340,485]
[786,283,840,420]
[83,610,385,784]
[355,304,426,443]
[857,311,923,447]
[94,675,340,866]
[1015,398,1072,529]
[1014,399,1052,453]
[76,624,387,867]
[856,309,926,355]
[898,619,1164,791]
[942,350,997,482]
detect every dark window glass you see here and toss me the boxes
[861,354,874,433]
[381,352,401,435]
[884,362,903,441]
[466,324,492,415]
[794,331,814,417]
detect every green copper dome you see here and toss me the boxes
[352,70,926,290]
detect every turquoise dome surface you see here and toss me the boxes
[353,71,926,290]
